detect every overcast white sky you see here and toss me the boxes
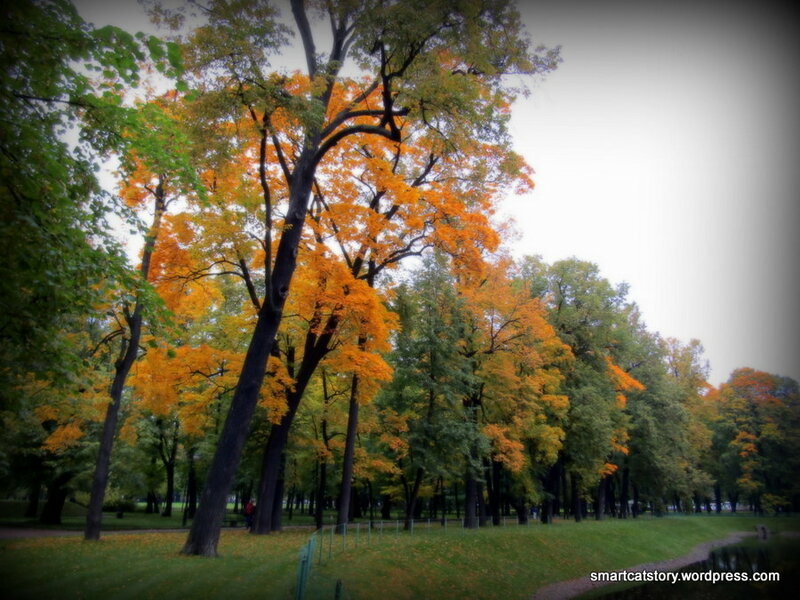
[505,0,800,385]
[75,0,799,385]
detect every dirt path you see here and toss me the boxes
[532,531,755,600]
[0,527,188,539]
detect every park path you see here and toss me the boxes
[531,531,755,600]
[0,527,188,539]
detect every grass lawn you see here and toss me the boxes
[1,514,798,599]
[0,529,310,600]
[306,515,800,600]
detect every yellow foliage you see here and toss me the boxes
[41,422,84,453]
[599,462,619,476]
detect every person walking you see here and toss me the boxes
[244,500,255,530]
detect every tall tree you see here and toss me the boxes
[84,95,200,540]
[166,0,559,556]
[706,369,800,513]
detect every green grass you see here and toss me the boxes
[305,515,800,600]
[1,529,310,600]
[1,514,798,600]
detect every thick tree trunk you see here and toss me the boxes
[632,482,640,517]
[181,300,286,555]
[181,140,322,556]
[254,332,333,533]
[337,375,360,533]
[381,493,392,520]
[40,472,72,525]
[254,421,289,534]
[270,452,286,531]
[714,484,722,514]
[464,469,478,528]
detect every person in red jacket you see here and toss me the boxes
[244,500,255,530]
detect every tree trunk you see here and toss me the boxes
[607,476,616,517]
[464,467,479,529]
[571,472,582,522]
[381,493,392,520]
[162,459,176,517]
[404,467,424,530]
[85,332,141,540]
[315,459,328,529]
[337,373,361,533]
[181,135,323,555]
[255,338,332,533]
[186,448,197,519]
[146,491,159,514]
[40,472,72,525]
[489,460,502,526]
[366,480,375,524]
[515,497,529,524]
[632,482,640,517]
[181,298,286,555]
[595,478,606,520]
[714,483,722,514]
[85,184,165,541]
[619,467,629,519]
[160,419,179,518]
[270,452,286,531]
[477,481,488,527]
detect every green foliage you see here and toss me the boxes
[379,254,479,482]
[0,0,183,408]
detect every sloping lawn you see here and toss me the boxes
[2,515,798,599]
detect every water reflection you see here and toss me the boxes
[587,536,799,599]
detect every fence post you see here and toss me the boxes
[334,579,343,600]
[295,535,316,600]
